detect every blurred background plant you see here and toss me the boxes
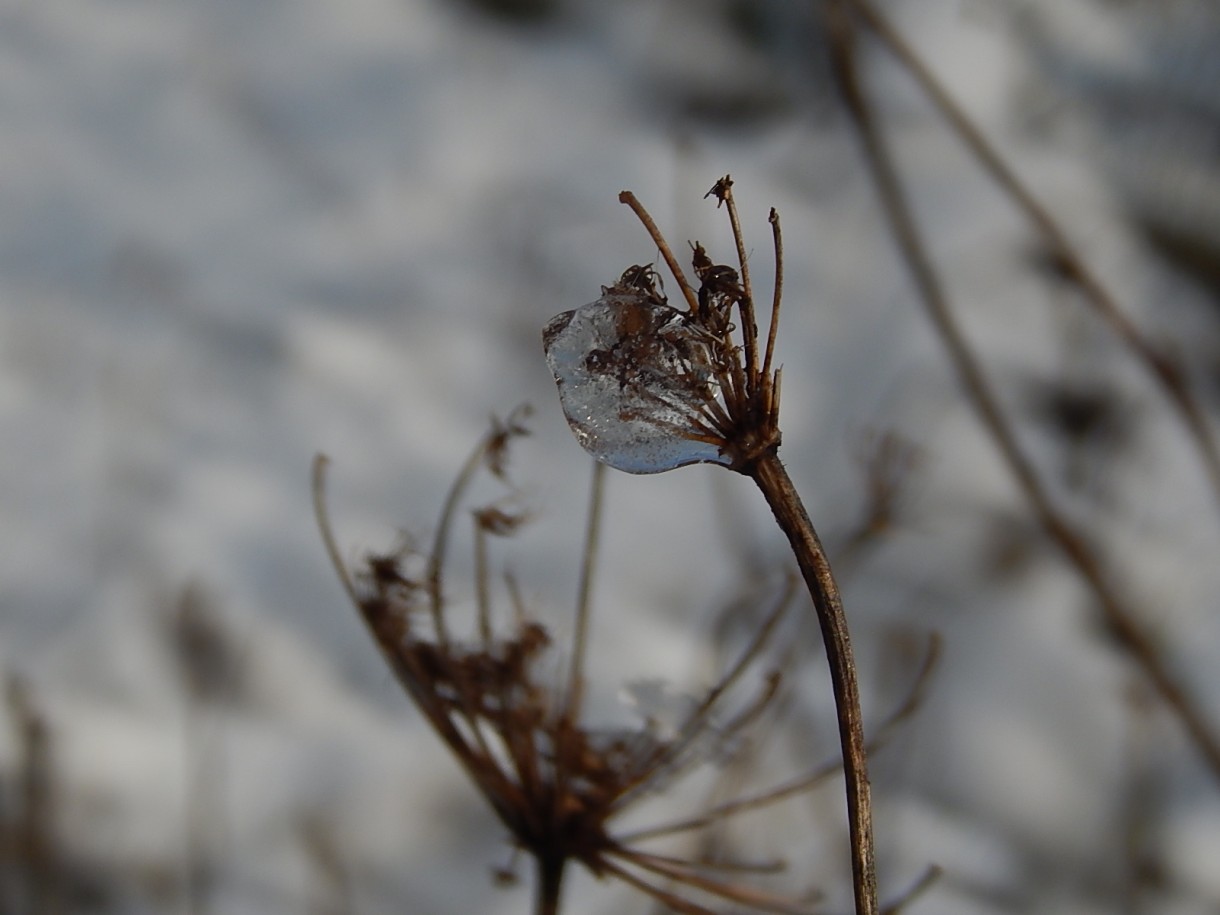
[2,0,1220,913]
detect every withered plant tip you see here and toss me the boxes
[313,409,894,914]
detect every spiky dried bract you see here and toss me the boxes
[313,415,834,914]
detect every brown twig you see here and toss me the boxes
[619,191,701,314]
[427,434,491,647]
[320,414,836,913]
[564,459,606,720]
[761,208,784,420]
[535,853,564,915]
[619,633,938,845]
[7,678,61,915]
[848,0,1220,512]
[881,864,942,915]
[825,0,1220,781]
[749,452,878,915]
[709,177,761,382]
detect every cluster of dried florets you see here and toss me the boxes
[313,409,847,914]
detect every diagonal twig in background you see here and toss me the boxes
[851,0,1220,515]
[824,0,1220,783]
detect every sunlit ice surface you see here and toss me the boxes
[543,290,731,474]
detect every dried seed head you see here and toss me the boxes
[312,410,858,913]
[545,184,785,477]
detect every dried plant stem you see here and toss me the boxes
[716,182,760,381]
[881,865,942,915]
[760,208,784,417]
[8,678,61,915]
[849,0,1220,513]
[825,1,1220,781]
[620,635,938,846]
[428,436,492,646]
[535,853,565,915]
[474,522,494,648]
[550,458,605,900]
[565,459,606,719]
[619,191,701,313]
[312,456,357,605]
[750,452,877,915]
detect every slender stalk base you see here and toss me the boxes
[534,854,565,915]
[750,451,878,915]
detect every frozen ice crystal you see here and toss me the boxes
[543,287,729,474]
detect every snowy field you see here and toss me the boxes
[3,0,1220,912]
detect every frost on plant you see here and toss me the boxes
[544,182,784,477]
[543,266,733,473]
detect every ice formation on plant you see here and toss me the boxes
[543,266,732,474]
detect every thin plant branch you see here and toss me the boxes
[619,633,938,846]
[619,191,701,314]
[880,864,942,915]
[8,678,61,915]
[474,516,494,648]
[600,857,725,915]
[427,435,491,647]
[311,455,358,606]
[824,0,1220,781]
[535,853,564,915]
[322,413,843,913]
[622,849,817,914]
[679,579,794,743]
[747,451,877,914]
[314,455,511,806]
[761,208,784,419]
[709,180,761,381]
[613,578,795,814]
[849,0,1220,512]
[565,458,606,720]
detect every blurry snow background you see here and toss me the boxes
[2,0,1220,912]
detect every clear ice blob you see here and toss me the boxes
[543,288,730,474]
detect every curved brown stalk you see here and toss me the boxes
[535,853,565,915]
[749,451,878,915]
[825,0,1220,781]
[617,182,878,914]
[564,458,605,720]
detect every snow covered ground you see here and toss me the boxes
[3,0,1220,912]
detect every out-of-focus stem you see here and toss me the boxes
[534,854,565,915]
[565,459,605,719]
[825,0,1220,784]
[9,678,61,915]
[850,0,1220,513]
[749,451,878,915]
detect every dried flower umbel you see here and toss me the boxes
[313,410,883,914]
[543,177,880,915]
